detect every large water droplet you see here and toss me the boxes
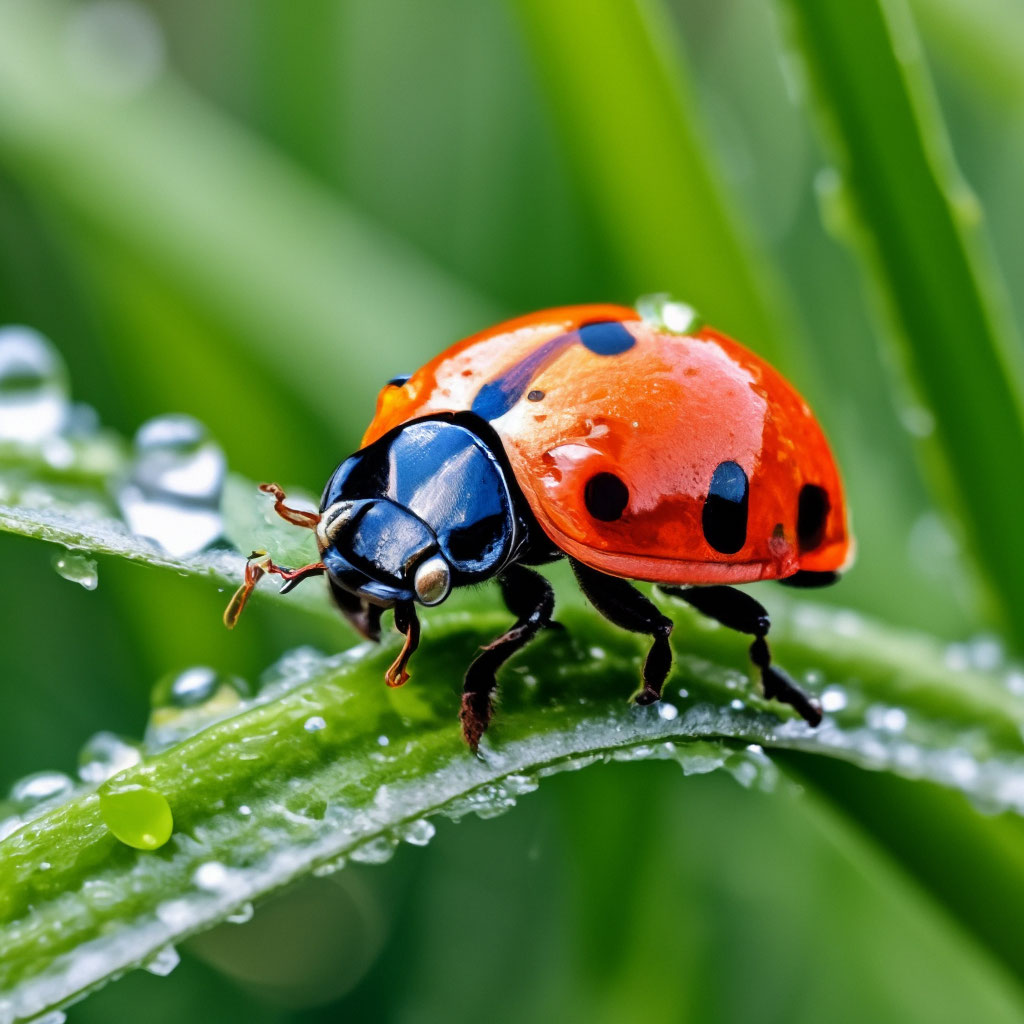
[99,784,173,850]
[116,414,226,557]
[146,666,249,750]
[78,731,142,784]
[142,944,180,977]
[0,325,70,443]
[52,550,99,590]
[10,770,75,811]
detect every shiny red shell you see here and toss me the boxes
[362,304,852,585]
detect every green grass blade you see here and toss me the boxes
[778,0,1024,637]
[2,601,1024,1020]
[0,0,495,438]
[510,0,795,368]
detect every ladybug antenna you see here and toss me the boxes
[223,551,325,629]
[259,482,321,529]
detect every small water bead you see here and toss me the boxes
[866,705,908,734]
[226,902,255,924]
[348,836,398,865]
[636,293,702,335]
[142,944,181,977]
[116,413,226,557]
[193,860,231,892]
[51,550,99,590]
[820,686,848,714]
[147,666,249,749]
[10,770,75,811]
[376,735,390,747]
[99,784,173,850]
[304,715,327,733]
[0,325,70,443]
[657,702,679,722]
[78,731,142,784]
[398,818,436,847]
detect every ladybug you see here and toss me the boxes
[225,297,852,750]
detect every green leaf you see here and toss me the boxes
[777,0,1024,638]
[2,597,1024,1020]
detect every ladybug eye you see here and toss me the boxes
[703,461,748,554]
[584,472,629,522]
[385,374,411,388]
[797,484,830,551]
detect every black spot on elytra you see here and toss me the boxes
[584,472,629,522]
[797,484,830,551]
[702,461,748,554]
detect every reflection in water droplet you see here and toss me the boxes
[116,414,226,557]
[78,731,142,784]
[348,836,398,865]
[52,550,99,590]
[99,784,173,850]
[147,667,249,750]
[142,944,180,977]
[10,770,75,810]
[0,325,70,443]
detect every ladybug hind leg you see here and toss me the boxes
[660,585,822,726]
[569,559,674,706]
[461,565,556,753]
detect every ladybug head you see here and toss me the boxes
[315,497,452,607]
[317,416,521,608]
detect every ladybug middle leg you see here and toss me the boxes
[659,585,822,726]
[569,559,674,706]
[461,565,556,752]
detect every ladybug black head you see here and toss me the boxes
[317,416,521,607]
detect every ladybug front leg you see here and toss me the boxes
[569,559,674,706]
[659,585,822,726]
[461,565,556,752]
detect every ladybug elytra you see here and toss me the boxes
[226,297,852,750]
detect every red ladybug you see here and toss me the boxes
[226,297,852,750]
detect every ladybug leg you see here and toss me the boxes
[385,602,421,687]
[569,559,673,706]
[461,565,555,752]
[660,585,822,726]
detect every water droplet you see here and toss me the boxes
[376,735,390,747]
[28,1012,66,1024]
[146,666,248,749]
[0,325,69,443]
[729,699,745,711]
[227,902,255,924]
[193,860,231,892]
[588,646,606,660]
[142,944,180,977]
[10,770,74,811]
[1006,670,1024,696]
[820,686,848,713]
[349,836,398,865]
[238,804,252,816]
[78,731,142,784]
[397,818,436,847]
[657,702,679,721]
[99,784,173,850]
[51,550,99,590]
[866,705,909,733]
[636,294,701,334]
[116,414,226,556]
[304,715,327,733]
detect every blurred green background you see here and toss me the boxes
[2,0,1023,1020]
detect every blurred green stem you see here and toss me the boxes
[778,0,1024,639]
